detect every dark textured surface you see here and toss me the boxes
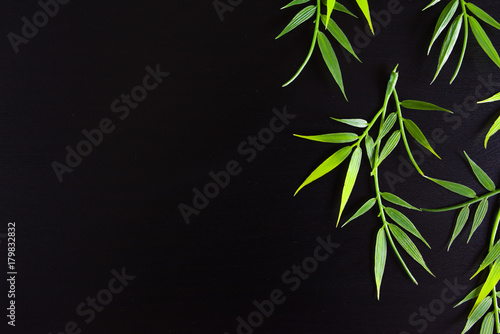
[0,0,500,333]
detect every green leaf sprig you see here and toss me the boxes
[478,92,500,148]
[423,155,500,333]
[425,0,500,84]
[277,0,373,98]
[293,66,459,297]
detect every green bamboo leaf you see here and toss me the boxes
[478,92,500,104]
[374,130,401,168]
[471,238,500,279]
[325,0,337,28]
[404,118,441,159]
[281,0,311,10]
[374,227,387,300]
[294,132,358,143]
[485,115,500,148]
[355,0,373,34]
[385,207,430,248]
[428,0,459,54]
[317,31,347,100]
[468,199,489,243]
[342,198,376,227]
[448,205,470,251]
[295,146,353,195]
[479,311,494,334]
[331,117,368,128]
[423,0,441,11]
[469,16,500,68]
[464,151,495,191]
[471,260,500,314]
[276,5,317,39]
[377,112,397,144]
[450,14,468,84]
[432,14,463,83]
[426,177,477,198]
[337,146,362,226]
[463,297,492,334]
[388,224,434,276]
[334,2,357,17]
[455,284,484,308]
[384,66,399,105]
[400,100,452,113]
[321,15,361,62]
[381,192,420,211]
[466,3,500,31]
[365,135,375,168]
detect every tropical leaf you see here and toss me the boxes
[426,177,476,198]
[374,227,387,300]
[337,146,362,225]
[478,92,500,104]
[365,135,375,168]
[342,198,376,227]
[432,14,463,83]
[374,130,401,168]
[325,0,337,28]
[332,117,368,128]
[469,199,489,243]
[404,119,441,159]
[450,14,468,84]
[400,100,452,113]
[428,0,459,54]
[466,3,500,31]
[321,15,361,62]
[455,284,484,308]
[317,31,347,99]
[463,296,493,334]
[448,205,470,251]
[276,5,317,39]
[385,207,430,248]
[381,192,420,211]
[485,115,500,148]
[334,1,357,17]
[281,0,311,10]
[469,16,500,68]
[355,0,373,34]
[295,146,352,195]
[294,132,358,143]
[464,152,495,191]
[471,239,500,279]
[479,311,494,334]
[376,112,397,144]
[423,0,442,11]
[471,260,500,314]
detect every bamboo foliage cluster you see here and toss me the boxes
[278,1,500,333]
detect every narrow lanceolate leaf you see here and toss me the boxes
[400,100,452,113]
[469,16,500,68]
[478,92,500,104]
[332,118,368,128]
[375,130,401,168]
[479,311,494,334]
[355,0,373,34]
[295,146,352,195]
[389,224,434,276]
[463,297,493,334]
[485,115,500,148]
[466,3,500,31]
[276,5,317,39]
[381,193,420,211]
[423,0,441,11]
[428,0,459,54]
[325,0,337,28]
[471,260,500,314]
[281,0,311,10]
[448,205,470,251]
[321,15,361,62]
[404,119,441,159]
[365,135,375,168]
[471,238,500,279]
[468,199,489,243]
[455,284,484,308]
[464,151,495,191]
[337,146,362,226]
[450,14,468,84]
[385,207,430,248]
[377,112,397,144]
[334,2,357,17]
[317,31,347,100]
[432,14,463,84]
[294,132,358,143]
[426,177,476,198]
[374,227,387,300]
[342,198,376,227]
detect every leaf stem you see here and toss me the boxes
[422,189,500,212]
[283,0,321,87]
[394,89,425,176]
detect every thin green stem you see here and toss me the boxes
[422,189,500,212]
[283,0,321,87]
[393,89,425,176]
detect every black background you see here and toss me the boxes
[1,0,500,333]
